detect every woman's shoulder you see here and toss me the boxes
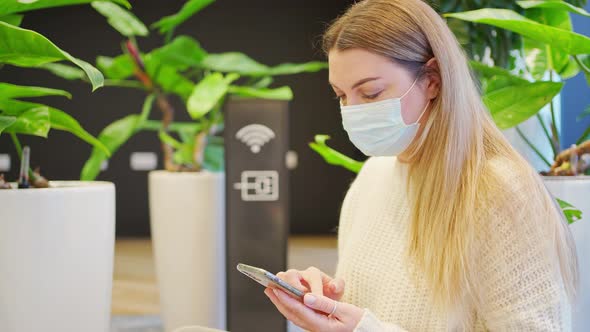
[476,154,560,234]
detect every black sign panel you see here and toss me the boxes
[225,97,290,332]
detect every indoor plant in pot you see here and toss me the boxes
[312,1,589,329]
[0,1,127,331]
[61,0,327,330]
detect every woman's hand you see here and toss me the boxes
[264,267,365,331]
[276,266,345,300]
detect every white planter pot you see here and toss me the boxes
[544,176,590,331]
[149,171,226,332]
[0,181,116,332]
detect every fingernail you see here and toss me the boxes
[272,289,279,297]
[304,293,316,305]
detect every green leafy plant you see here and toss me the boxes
[435,0,587,69]
[50,0,327,180]
[445,0,590,175]
[0,0,131,187]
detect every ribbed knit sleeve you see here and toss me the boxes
[472,166,572,331]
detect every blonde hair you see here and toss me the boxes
[323,0,578,325]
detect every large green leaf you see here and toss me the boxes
[0,21,104,90]
[91,2,148,37]
[1,106,50,137]
[0,0,130,16]
[0,115,16,134]
[228,85,293,100]
[202,52,269,76]
[96,54,135,80]
[151,0,214,34]
[556,198,583,224]
[469,61,528,93]
[144,56,195,100]
[444,9,590,55]
[522,6,571,78]
[267,62,329,76]
[0,82,71,99]
[202,52,328,77]
[309,135,364,174]
[517,1,590,18]
[81,94,154,180]
[0,98,109,154]
[484,81,564,129]
[39,62,86,80]
[148,35,207,70]
[0,14,23,26]
[187,72,238,119]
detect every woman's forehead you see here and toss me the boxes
[328,49,409,89]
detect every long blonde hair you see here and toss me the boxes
[323,0,578,323]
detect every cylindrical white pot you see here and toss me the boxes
[149,171,226,332]
[0,181,116,332]
[544,176,590,331]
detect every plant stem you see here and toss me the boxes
[516,126,552,167]
[103,79,145,89]
[548,70,561,154]
[10,133,22,159]
[536,113,556,158]
[126,38,178,171]
[165,27,175,44]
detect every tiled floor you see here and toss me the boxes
[111,236,338,331]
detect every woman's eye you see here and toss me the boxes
[363,92,382,100]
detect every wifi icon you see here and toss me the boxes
[235,124,276,154]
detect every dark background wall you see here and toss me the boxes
[0,0,365,236]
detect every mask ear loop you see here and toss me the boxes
[400,76,420,99]
[413,99,431,125]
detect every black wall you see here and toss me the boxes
[0,0,366,236]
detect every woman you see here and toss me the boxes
[263,0,579,331]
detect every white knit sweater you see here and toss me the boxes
[335,156,572,331]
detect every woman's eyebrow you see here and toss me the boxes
[329,77,381,91]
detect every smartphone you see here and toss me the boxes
[237,263,304,299]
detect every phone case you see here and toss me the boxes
[237,263,304,299]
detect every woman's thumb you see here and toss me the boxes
[303,293,338,315]
[330,278,345,294]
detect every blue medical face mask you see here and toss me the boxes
[340,77,429,156]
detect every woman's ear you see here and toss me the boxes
[424,57,441,100]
